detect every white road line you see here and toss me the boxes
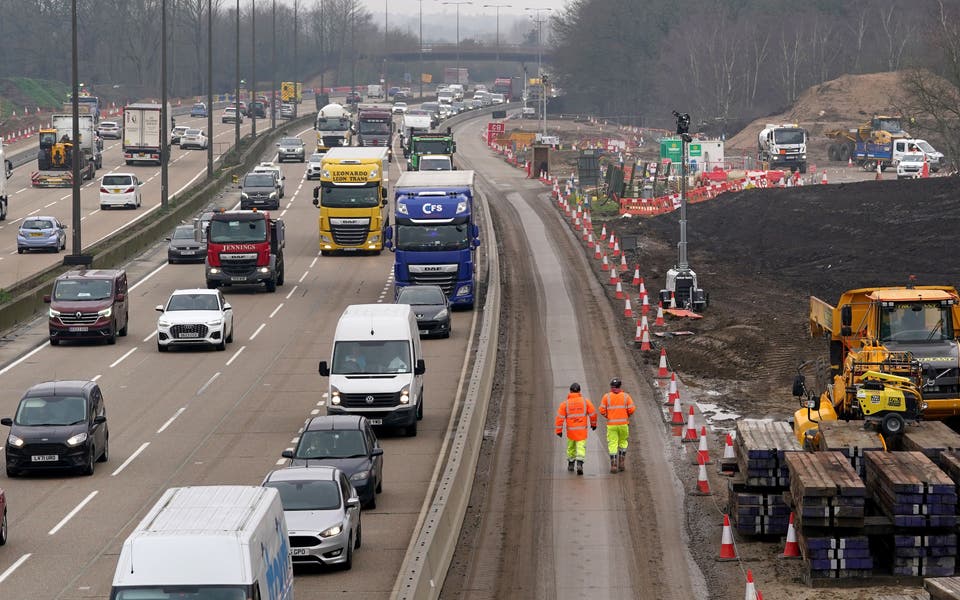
[197,372,221,395]
[109,347,137,368]
[285,285,298,299]
[59,193,70,201]
[157,407,187,434]
[268,304,284,319]
[225,345,246,366]
[14,188,26,194]
[249,323,266,340]
[129,263,167,291]
[44,201,57,208]
[89,209,100,217]
[48,491,98,535]
[310,409,320,415]
[275,458,286,465]
[309,257,318,268]
[91,374,102,382]
[0,554,31,584]
[298,271,308,283]
[142,330,158,342]
[0,342,49,377]
[27,208,39,216]
[111,442,150,477]
[279,209,287,217]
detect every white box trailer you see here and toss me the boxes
[123,102,170,165]
[111,486,294,600]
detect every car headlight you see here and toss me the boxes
[49,308,61,318]
[207,319,223,326]
[399,388,410,404]
[98,307,112,318]
[350,470,370,482]
[320,234,332,243]
[321,169,331,178]
[209,267,220,274]
[241,192,249,199]
[435,309,449,320]
[158,319,171,327]
[66,432,88,446]
[369,169,378,179]
[320,524,343,538]
[7,434,24,448]
[330,387,341,405]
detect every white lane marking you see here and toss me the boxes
[0,554,31,583]
[48,491,98,535]
[142,330,158,342]
[0,342,49,377]
[27,208,39,216]
[298,271,308,283]
[285,285,298,299]
[111,442,150,477]
[197,372,221,395]
[89,209,100,217]
[279,209,287,216]
[109,347,137,368]
[44,201,57,208]
[129,263,167,291]
[14,188,26,194]
[157,407,187,434]
[268,304,284,319]
[91,374,102,382]
[275,458,286,465]
[310,409,320,415]
[309,257,318,268]
[225,345,246,366]
[249,323,266,340]
[290,437,299,444]
[59,193,70,201]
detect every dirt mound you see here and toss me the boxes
[607,177,960,418]
[726,72,909,154]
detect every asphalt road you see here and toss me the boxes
[0,122,475,598]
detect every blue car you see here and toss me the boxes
[190,102,207,118]
[18,216,66,253]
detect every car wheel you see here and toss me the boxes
[5,464,17,478]
[82,447,95,476]
[355,520,362,549]
[216,339,226,351]
[106,330,117,345]
[0,510,7,545]
[417,396,423,421]
[226,323,233,343]
[16,248,23,254]
[342,535,354,570]
[376,477,382,494]
[364,494,376,510]
[157,341,168,352]
[100,204,108,210]
[98,434,109,462]
[118,312,128,336]
[265,277,277,293]
[405,420,418,437]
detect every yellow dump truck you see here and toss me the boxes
[311,147,389,255]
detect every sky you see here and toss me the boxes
[359,0,566,19]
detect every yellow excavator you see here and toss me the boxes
[824,114,912,163]
[792,280,960,448]
[37,129,73,171]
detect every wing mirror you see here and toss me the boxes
[94,415,107,425]
[43,295,51,303]
[281,449,294,459]
[115,293,125,302]
[155,305,164,312]
[415,359,426,375]
[318,361,330,376]
[371,448,384,456]
[346,497,360,509]
[840,304,853,337]
[0,418,11,427]
[223,303,232,311]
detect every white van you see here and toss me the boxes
[110,486,294,600]
[319,304,426,436]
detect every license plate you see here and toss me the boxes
[30,233,43,237]
[419,330,429,335]
[368,419,383,425]
[31,455,58,462]
[181,250,195,255]
[179,332,200,338]
[230,276,247,282]
[69,326,88,332]
[290,548,310,556]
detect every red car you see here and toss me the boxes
[345,91,363,105]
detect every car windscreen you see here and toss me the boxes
[243,174,275,188]
[879,302,954,342]
[332,340,412,374]
[22,219,55,230]
[266,480,341,511]
[320,184,380,209]
[15,395,86,426]
[112,586,247,600]
[917,141,936,153]
[280,138,302,147]
[209,218,267,243]
[166,293,219,311]
[309,154,324,163]
[100,122,117,128]
[296,430,368,459]
[54,278,112,301]
[397,287,446,305]
[397,223,470,251]
[102,175,133,186]
[172,226,195,240]
[773,129,805,144]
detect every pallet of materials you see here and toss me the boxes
[800,533,873,579]
[927,576,960,599]
[784,451,866,529]
[735,419,801,487]
[865,451,958,529]
[815,420,884,478]
[902,422,960,467]
[727,484,790,536]
[872,533,957,577]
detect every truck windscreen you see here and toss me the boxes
[879,302,954,342]
[773,130,805,144]
[359,121,390,135]
[321,185,380,208]
[397,223,469,251]
[415,140,451,154]
[112,586,248,600]
[209,218,267,243]
[318,118,349,131]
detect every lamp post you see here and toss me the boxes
[160,0,169,210]
[526,7,551,137]
[319,0,325,94]
[383,0,388,98]
[271,0,277,130]
[251,0,257,139]
[235,0,241,152]
[207,0,214,177]
[483,3,511,76]
[442,1,471,84]
[66,0,89,265]
[417,0,423,100]
[293,0,299,117]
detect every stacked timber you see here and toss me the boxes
[927,577,960,599]
[728,419,800,536]
[865,451,958,576]
[816,420,884,478]
[902,422,960,467]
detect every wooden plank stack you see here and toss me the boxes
[727,488,789,536]
[927,576,960,599]
[800,534,873,579]
[902,422,960,467]
[816,420,884,478]
[784,451,866,529]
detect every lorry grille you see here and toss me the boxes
[409,271,459,296]
[339,392,401,408]
[331,224,370,246]
[321,136,344,147]
[290,535,322,548]
[220,255,257,276]
[58,311,100,325]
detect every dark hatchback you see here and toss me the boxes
[396,285,451,338]
[282,415,383,508]
[2,380,109,477]
[167,224,206,263]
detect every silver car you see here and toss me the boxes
[277,137,305,163]
[263,466,362,569]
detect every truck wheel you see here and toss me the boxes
[265,277,277,293]
[405,421,418,437]
[800,163,808,174]
[276,265,284,286]
[827,144,839,162]
[0,199,7,221]
[881,413,906,438]
[838,144,851,162]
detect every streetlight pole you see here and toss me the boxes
[235,0,241,151]
[67,0,85,264]
[294,0,299,117]
[207,0,214,177]
[526,7,551,137]
[443,1,472,84]
[271,0,277,130]
[161,0,169,209]
[417,0,423,100]
[384,0,388,97]
[319,0,325,95]
[483,4,511,76]
[251,0,257,139]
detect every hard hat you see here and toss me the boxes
[610,378,622,389]
[569,382,581,392]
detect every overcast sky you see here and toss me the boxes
[358,0,566,19]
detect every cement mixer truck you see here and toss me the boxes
[757,123,808,173]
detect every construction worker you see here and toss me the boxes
[555,382,597,476]
[599,378,636,473]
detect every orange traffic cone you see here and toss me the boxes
[632,266,641,286]
[639,326,652,351]
[587,232,595,250]
[623,297,633,318]
[820,170,828,185]
[601,254,610,271]
[634,321,644,344]
[615,280,624,299]
[744,570,756,599]
[666,372,679,405]
[600,224,607,242]
[875,161,883,180]
[639,315,649,332]
[594,243,602,260]
[695,427,712,465]
[638,278,647,298]
[922,156,930,178]
[619,253,628,270]
[654,302,665,326]
[641,294,650,315]
[718,515,737,561]
[609,267,619,286]
[670,395,685,426]
[657,348,669,377]
[573,215,581,231]
[608,233,616,250]
[669,292,677,309]
[613,239,621,258]
[684,407,699,442]
[847,156,853,167]
[693,455,712,496]
[782,513,801,559]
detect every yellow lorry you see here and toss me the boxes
[311,147,389,255]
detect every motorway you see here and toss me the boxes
[0,111,269,291]
[0,117,477,598]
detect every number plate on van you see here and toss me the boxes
[368,419,383,425]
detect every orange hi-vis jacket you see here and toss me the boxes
[600,390,636,426]
[555,392,598,441]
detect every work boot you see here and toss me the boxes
[567,460,575,472]
[618,451,626,472]
[576,460,584,476]
[610,456,618,473]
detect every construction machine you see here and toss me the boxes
[824,115,911,167]
[793,280,960,447]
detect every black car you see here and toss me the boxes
[166,224,206,263]
[2,380,109,477]
[282,415,383,508]
[396,285,451,338]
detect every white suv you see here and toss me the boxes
[306,153,324,180]
[156,289,234,352]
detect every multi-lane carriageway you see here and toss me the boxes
[0,115,478,597]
